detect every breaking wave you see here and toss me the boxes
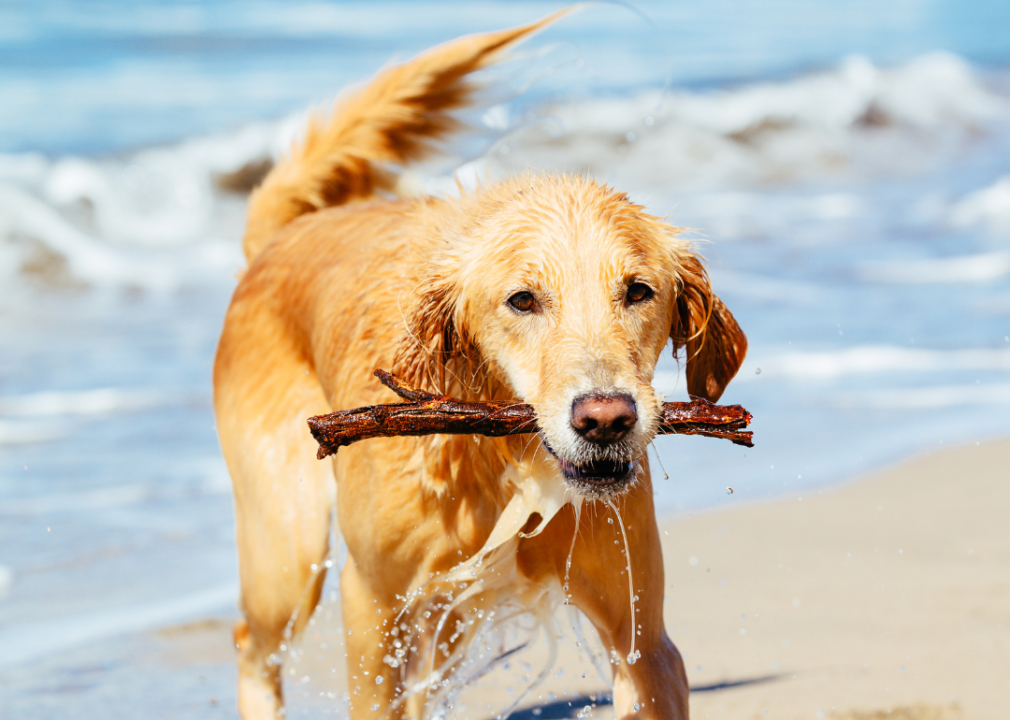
[1,52,1008,295]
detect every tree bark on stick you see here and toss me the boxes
[308,369,753,460]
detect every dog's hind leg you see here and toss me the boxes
[231,465,332,720]
[216,320,336,719]
[339,561,409,720]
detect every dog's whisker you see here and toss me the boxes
[649,440,671,481]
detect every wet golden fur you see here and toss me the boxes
[214,11,746,720]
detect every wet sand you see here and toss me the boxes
[140,437,1009,719]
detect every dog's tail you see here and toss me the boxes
[241,9,570,262]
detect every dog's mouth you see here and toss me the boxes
[558,457,634,485]
[540,437,634,489]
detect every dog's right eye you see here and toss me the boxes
[507,292,536,313]
[625,282,654,304]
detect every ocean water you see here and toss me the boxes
[2,1,1009,718]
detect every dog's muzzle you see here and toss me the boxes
[540,391,641,494]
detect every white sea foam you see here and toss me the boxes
[1,53,1006,291]
[832,383,1010,409]
[0,387,181,417]
[0,584,238,667]
[0,419,68,445]
[0,484,151,515]
[860,250,1010,283]
[747,346,1010,379]
[0,117,295,292]
[949,175,1010,233]
[711,270,825,302]
[495,52,1010,191]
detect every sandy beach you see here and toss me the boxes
[665,436,1010,720]
[128,436,1009,719]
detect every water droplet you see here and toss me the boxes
[726,487,734,495]
[607,518,613,524]
[627,651,640,665]
[633,703,641,712]
[371,704,380,711]
[755,367,762,375]
[375,676,383,685]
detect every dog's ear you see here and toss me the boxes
[670,256,748,402]
[393,278,476,395]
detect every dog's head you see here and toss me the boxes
[395,175,746,498]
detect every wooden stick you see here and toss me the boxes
[308,369,753,460]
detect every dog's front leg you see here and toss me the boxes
[518,471,689,719]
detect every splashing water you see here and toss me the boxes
[271,464,640,719]
[604,500,637,666]
[365,465,590,718]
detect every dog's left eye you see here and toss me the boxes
[625,283,654,304]
[507,291,537,313]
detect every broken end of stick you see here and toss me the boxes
[732,432,755,448]
[373,369,435,403]
[307,416,337,459]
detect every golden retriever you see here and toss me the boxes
[214,10,747,720]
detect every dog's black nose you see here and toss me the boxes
[571,394,637,445]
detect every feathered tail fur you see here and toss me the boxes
[241,9,570,262]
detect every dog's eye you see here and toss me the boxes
[625,283,654,304]
[507,291,537,313]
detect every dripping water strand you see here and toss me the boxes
[605,499,638,665]
[562,503,582,604]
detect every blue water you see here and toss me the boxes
[4,0,1010,155]
[1,2,1009,718]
